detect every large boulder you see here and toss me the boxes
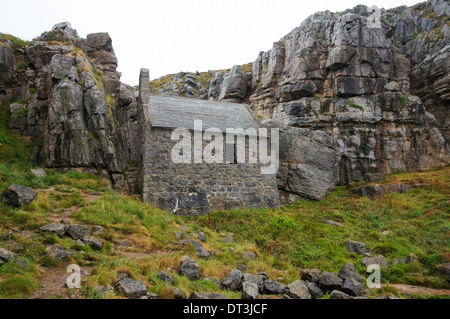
[46,244,69,260]
[52,22,78,38]
[179,256,201,281]
[347,241,369,256]
[223,269,243,291]
[318,272,343,292]
[276,124,339,201]
[338,263,363,282]
[242,273,264,294]
[219,65,248,102]
[67,225,92,240]
[115,278,147,298]
[263,280,287,295]
[286,280,311,299]
[1,185,38,207]
[242,281,260,300]
[39,224,68,237]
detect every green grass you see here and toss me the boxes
[0,100,449,299]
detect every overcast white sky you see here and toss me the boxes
[1,0,420,85]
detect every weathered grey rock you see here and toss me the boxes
[84,236,103,250]
[95,226,105,236]
[189,292,228,299]
[263,280,287,295]
[242,281,260,299]
[219,65,248,102]
[1,185,38,207]
[361,255,389,268]
[319,272,343,292]
[197,232,206,242]
[287,280,311,299]
[330,290,353,299]
[347,241,369,256]
[50,54,78,82]
[222,233,234,243]
[52,22,78,38]
[146,292,159,299]
[179,256,200,281]
[276,125,339,201]
[30,169,46,178]
[94,286,107,298]
[305,282,324,299]
[324,220,343,227]
[157,271,175,285]
[46,244,69,260]
[0,247,15,263]
[338,263,363,282]
[119,239,128,247]
[341,277,365,296]
[223,269,243,291]
[39,224,67,237]
[117,272,129,281]
[300,269,321,283]
[67,225,92,240]
[8,103,28,134]
[243,273,264,294]
[437,263,450,281]
[115,278,147,298]
[174,287,185,299]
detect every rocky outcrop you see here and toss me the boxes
[0,23,141,193]
[250,0,450,201]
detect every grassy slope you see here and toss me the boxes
[0,101,449,299]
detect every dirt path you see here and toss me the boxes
[29,263,91,299]
[384,284,450,296]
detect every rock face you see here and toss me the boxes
[219,65,249,103]
[1,25,140,194]
[250,1,450,201]
[1,185,37,207]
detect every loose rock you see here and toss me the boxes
[361,255,389,268]
[242,281,260,299]
[1,185,38,207]
[319,272,343,292]
[287,280,311,299]
[223,269,243,291]
[179,256,201,281]
[115,278,147,298]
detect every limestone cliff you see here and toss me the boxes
[249,0,449,201]
[0,23,140,192]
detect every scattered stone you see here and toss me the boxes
[74,239,85,246]
[437,263,450,281]
[189,292,228,299]
[242,281,260,299]
[258,272,269,281]
[338,263,363,282]
[300,269,321,283]
[84,236,103,251]
[222,233,234,243]
[407,254,418,263]
[174,232,183,240]
[39,224,67,237]
[95,226,105,236]
[375,294,400,300]
[330,290,353,299]
[0,247,15,263]
[15,259,27,268]
[0,231,13,241]
[174,287,185,299]
[1,185,38,207]
[67,225,92,240]
[264,280,287,295]
[46,244,69,260]
[242,251,257,260]
[30,169,47,178]
[324,219,343,227]
[281,294,292,299]
[119,239,129,247]
[157,271,175,285]
[287,280,311,299]
[223,269,243,291]
[319,272,343,292]
[197,232,206,242]
[341,277,365,296]
[361,255,389,268]
[61,219,70,225]
[243,273,264,294]
[237,264,247,271]
[204,277,222,289]
[179,256,201,281]
[305,282,324,299]
[347,241,370,256]
[146,292,159,299]
[115,278,147,298]
[178,226,188,231]
[195,246,210,259]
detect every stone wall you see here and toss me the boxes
[141,127,280,216]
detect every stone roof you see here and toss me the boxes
[148,95,260,131]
